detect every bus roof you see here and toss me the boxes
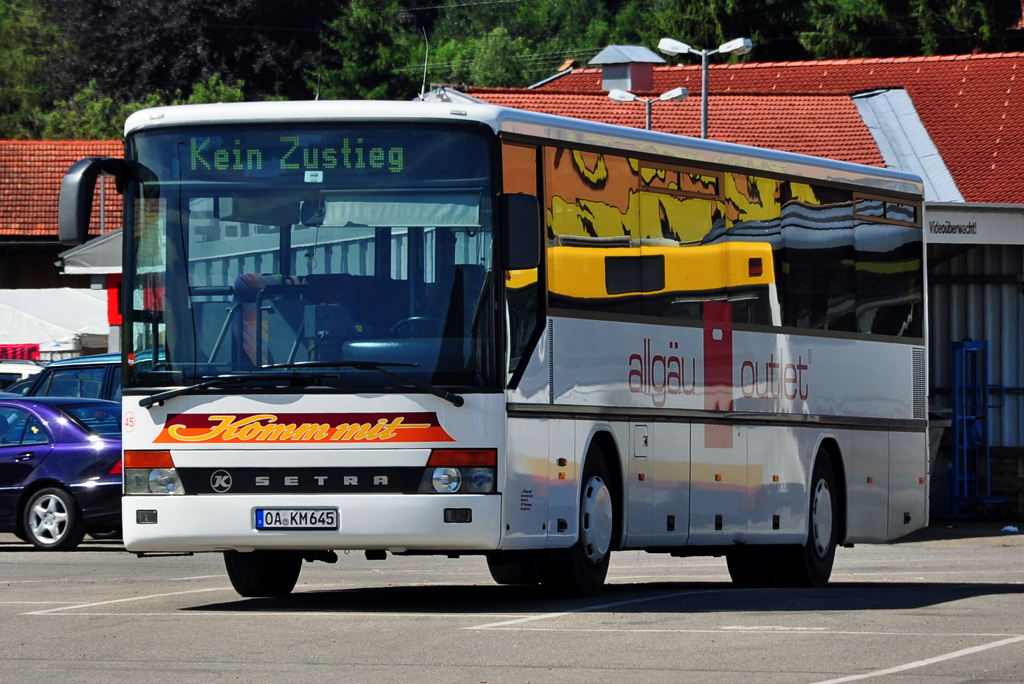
[124,100,924,197]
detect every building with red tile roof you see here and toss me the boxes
[469,89,885,166]
[0,140,122,238]
[0,140,120,289]
[530,52,1024,205]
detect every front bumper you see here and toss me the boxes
[122,493,502,553]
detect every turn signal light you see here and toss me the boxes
[108,459,123,475]
[124,450,174,468]
[427,449,497,467]
[749,257,763,277]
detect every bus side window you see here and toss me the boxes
[853,196,923,337]
[502,142,542,382]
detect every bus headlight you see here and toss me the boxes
[431,467,461,493]
[417,449,497,494]
[123,450,186,496]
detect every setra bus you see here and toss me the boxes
[58,101,928,597]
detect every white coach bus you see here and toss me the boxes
[58,101,928,597]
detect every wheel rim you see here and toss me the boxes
[811,478,833,558]
[579,475,613,564]
[28,494,69,546]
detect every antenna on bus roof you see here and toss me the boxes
[315,29,323,101]
[420,26,429,100]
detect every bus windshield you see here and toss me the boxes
[124,124,498,390]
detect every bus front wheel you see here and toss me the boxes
[223,550,303,597]
[541,450,615,597]
[486,551,542,585]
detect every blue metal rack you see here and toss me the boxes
[934,340,1007,518]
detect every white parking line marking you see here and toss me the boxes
[29,611,534,619]
[0,601,90,605]
[807,634,1024,684]
[165,575,223,581]
[465,588,733,630]
[474,627,1019,637]
[22,587,232,615]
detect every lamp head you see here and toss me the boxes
[717,37,753,55]
[608,89,638,103]
[657,38,692,56]
[658,86,688,102]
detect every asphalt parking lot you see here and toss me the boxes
[1,523,1022,683]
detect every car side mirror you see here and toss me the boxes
[500,193,541,271]
[58,157,129,245]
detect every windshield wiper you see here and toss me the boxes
[264,360,465,408]
[140,376,249,409]
[138,371,341,409]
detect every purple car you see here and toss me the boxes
[0,397,122,551]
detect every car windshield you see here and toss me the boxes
[125,123,498,390]
[59,404,122,438]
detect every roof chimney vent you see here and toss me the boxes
[589,45,665,93]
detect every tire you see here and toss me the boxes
[486,551,542,585]
[727,547,777,587]
[22,487,87,552]
[540,448,615,597]
[88,529,122,541]
[790,453,839,587]
[223,550,303,597]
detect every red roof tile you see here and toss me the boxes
[0,140,123,238]
[533,52,1024,203]
[470,90,884,166]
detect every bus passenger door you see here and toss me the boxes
[626,423,653,546]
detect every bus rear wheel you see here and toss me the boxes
[223,550,303,597]
[790,453,838,587]
[541,449,615,597]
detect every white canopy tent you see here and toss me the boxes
[0,289,109,359]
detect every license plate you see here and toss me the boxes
[255,508,338,530]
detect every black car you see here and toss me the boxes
[24,353,121,402]
[0,397,122,550]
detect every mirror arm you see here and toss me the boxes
[58,157,130,245]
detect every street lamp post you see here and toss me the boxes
[657,37,752,139]
[608,86,688,131]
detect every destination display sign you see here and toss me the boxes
[189,135,406,176]
[134,126,492,185]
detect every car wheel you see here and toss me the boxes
[223,550,303,597]
[23,487,87,551]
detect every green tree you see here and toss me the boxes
[0,0,54,138]
[470,27,532,87]
[39,0,336,104]
[41,75,245,139]
[40,81,158,139]
[318,0,419,100]
[801,0,1022,58]
[171,74,246,105]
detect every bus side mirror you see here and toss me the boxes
[500,193,541,271]
[58,157,129,245]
